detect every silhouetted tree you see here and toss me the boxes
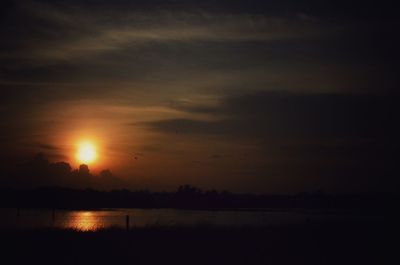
[100,169,113,179]
[175,185,203,208]
[79,164,90,176]
[49,162,71,177]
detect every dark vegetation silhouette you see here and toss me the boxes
[0,185,397,211]
[0,156,396,265]
[2,221,395,265]
[3,153,123,189]
[0,154,398,211]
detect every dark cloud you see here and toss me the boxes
[1,0,398,96]
[152,91,398,140]
[37,143,61,151]
[145,91,399,192]
[13,0,397,18]
[36,143,69,161]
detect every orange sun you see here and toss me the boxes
[76,141,97,164]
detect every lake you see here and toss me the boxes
[0,208,381,231]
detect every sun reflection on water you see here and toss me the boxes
[68,211,100,231]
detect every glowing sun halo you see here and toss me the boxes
[76,141,97,164]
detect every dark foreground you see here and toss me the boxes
[1,220,395,265]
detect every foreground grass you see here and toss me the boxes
[1,220,395,265]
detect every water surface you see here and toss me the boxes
[0,208,380,231]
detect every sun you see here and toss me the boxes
[76,141,97,164]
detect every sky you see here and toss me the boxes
[0,0,399,193]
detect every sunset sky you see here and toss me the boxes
[1,0,398,193]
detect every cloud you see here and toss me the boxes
[145,91,398,169]
[141,91,399,191]
[37,143,61,151]
[149,91,397,141]
[1,0,398,95]
[3,2,325,62]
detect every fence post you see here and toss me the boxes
[126,215,130,231]
[52,208,56,222]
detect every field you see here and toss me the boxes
[1,219,394,265]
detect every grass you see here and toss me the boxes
[0,220,395,265]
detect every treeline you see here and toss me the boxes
[0,185,397,212]
[1,154,124,189]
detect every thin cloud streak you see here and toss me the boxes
[7,2,331,61]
